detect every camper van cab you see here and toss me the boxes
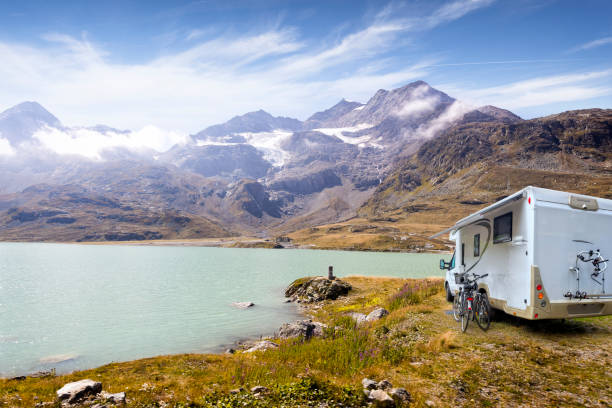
[434,186,612,320]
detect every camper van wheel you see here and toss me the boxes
[445,282,454,302]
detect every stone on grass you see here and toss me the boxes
[389,387,411,403]
[350,313,367,325]
[312,321,327,337]
[362,378,378,390]
[366,307,389,322]
[250,385,269,394]
[377,379,392,390]
[244,340,278,353]
[56,379,102,403]
[278,320,327,340]
[369,389,395,407]
[229,388,244,394]
[100,391,126,404]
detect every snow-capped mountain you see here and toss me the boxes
[0,80,531,240]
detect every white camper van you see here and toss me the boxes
[433,186,611,320]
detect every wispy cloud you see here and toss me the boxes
[568,36,612,53]
[449,70,612,110]
[0,0,494,133]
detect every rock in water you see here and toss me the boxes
[231,302,255,309]
[56,379,102,403]
[369,389,395,407]
[366,307,389,321]
[285,276,351,302]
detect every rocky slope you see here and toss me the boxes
[287,109,611,251]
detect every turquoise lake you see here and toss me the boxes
[0,243,444,376]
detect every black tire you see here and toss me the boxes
[475,293,491,331]
[445,283,454,302]
[461,295,470,332]
[452,291,462,322]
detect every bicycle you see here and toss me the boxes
[452,273,491,332]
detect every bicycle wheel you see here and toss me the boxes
[452,290,462,322]
[461,295,470,332]
[475,293,491,331]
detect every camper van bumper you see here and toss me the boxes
[489,298,612,320]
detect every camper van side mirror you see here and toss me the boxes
[439,259,446,270]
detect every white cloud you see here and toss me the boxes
[448,70,612,110]
[32,125,187,160]
[420,101,473,138]
[0,0,494,134]
[0,137,15,156]
[568,36,612,53]
[395,84,440,118]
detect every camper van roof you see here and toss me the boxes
[430,186,612,239]
[429,187,528,239]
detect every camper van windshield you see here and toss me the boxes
[493,212,512,243]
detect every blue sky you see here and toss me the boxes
[0,0,611,133]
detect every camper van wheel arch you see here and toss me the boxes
[445,282,454,302]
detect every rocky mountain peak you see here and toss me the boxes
[194,109,302,140]
[0,101,62,145]
[476,105,522,123]
[304,99,364,128]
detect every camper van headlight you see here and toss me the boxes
[540,300,546,307]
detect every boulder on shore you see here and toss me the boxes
[285,276,351,303]
[244,340,278,353]
[278,320,327,339]
[56,379,102,403]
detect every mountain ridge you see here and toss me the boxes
[0,83,608,245]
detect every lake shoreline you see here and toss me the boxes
[1,244,446,379]
[0,237,453,254]
[3,275,610,407]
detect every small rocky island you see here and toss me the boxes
[284,275,352,303]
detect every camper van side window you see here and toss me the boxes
[474,234,480,256]
[493,212,512,244]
